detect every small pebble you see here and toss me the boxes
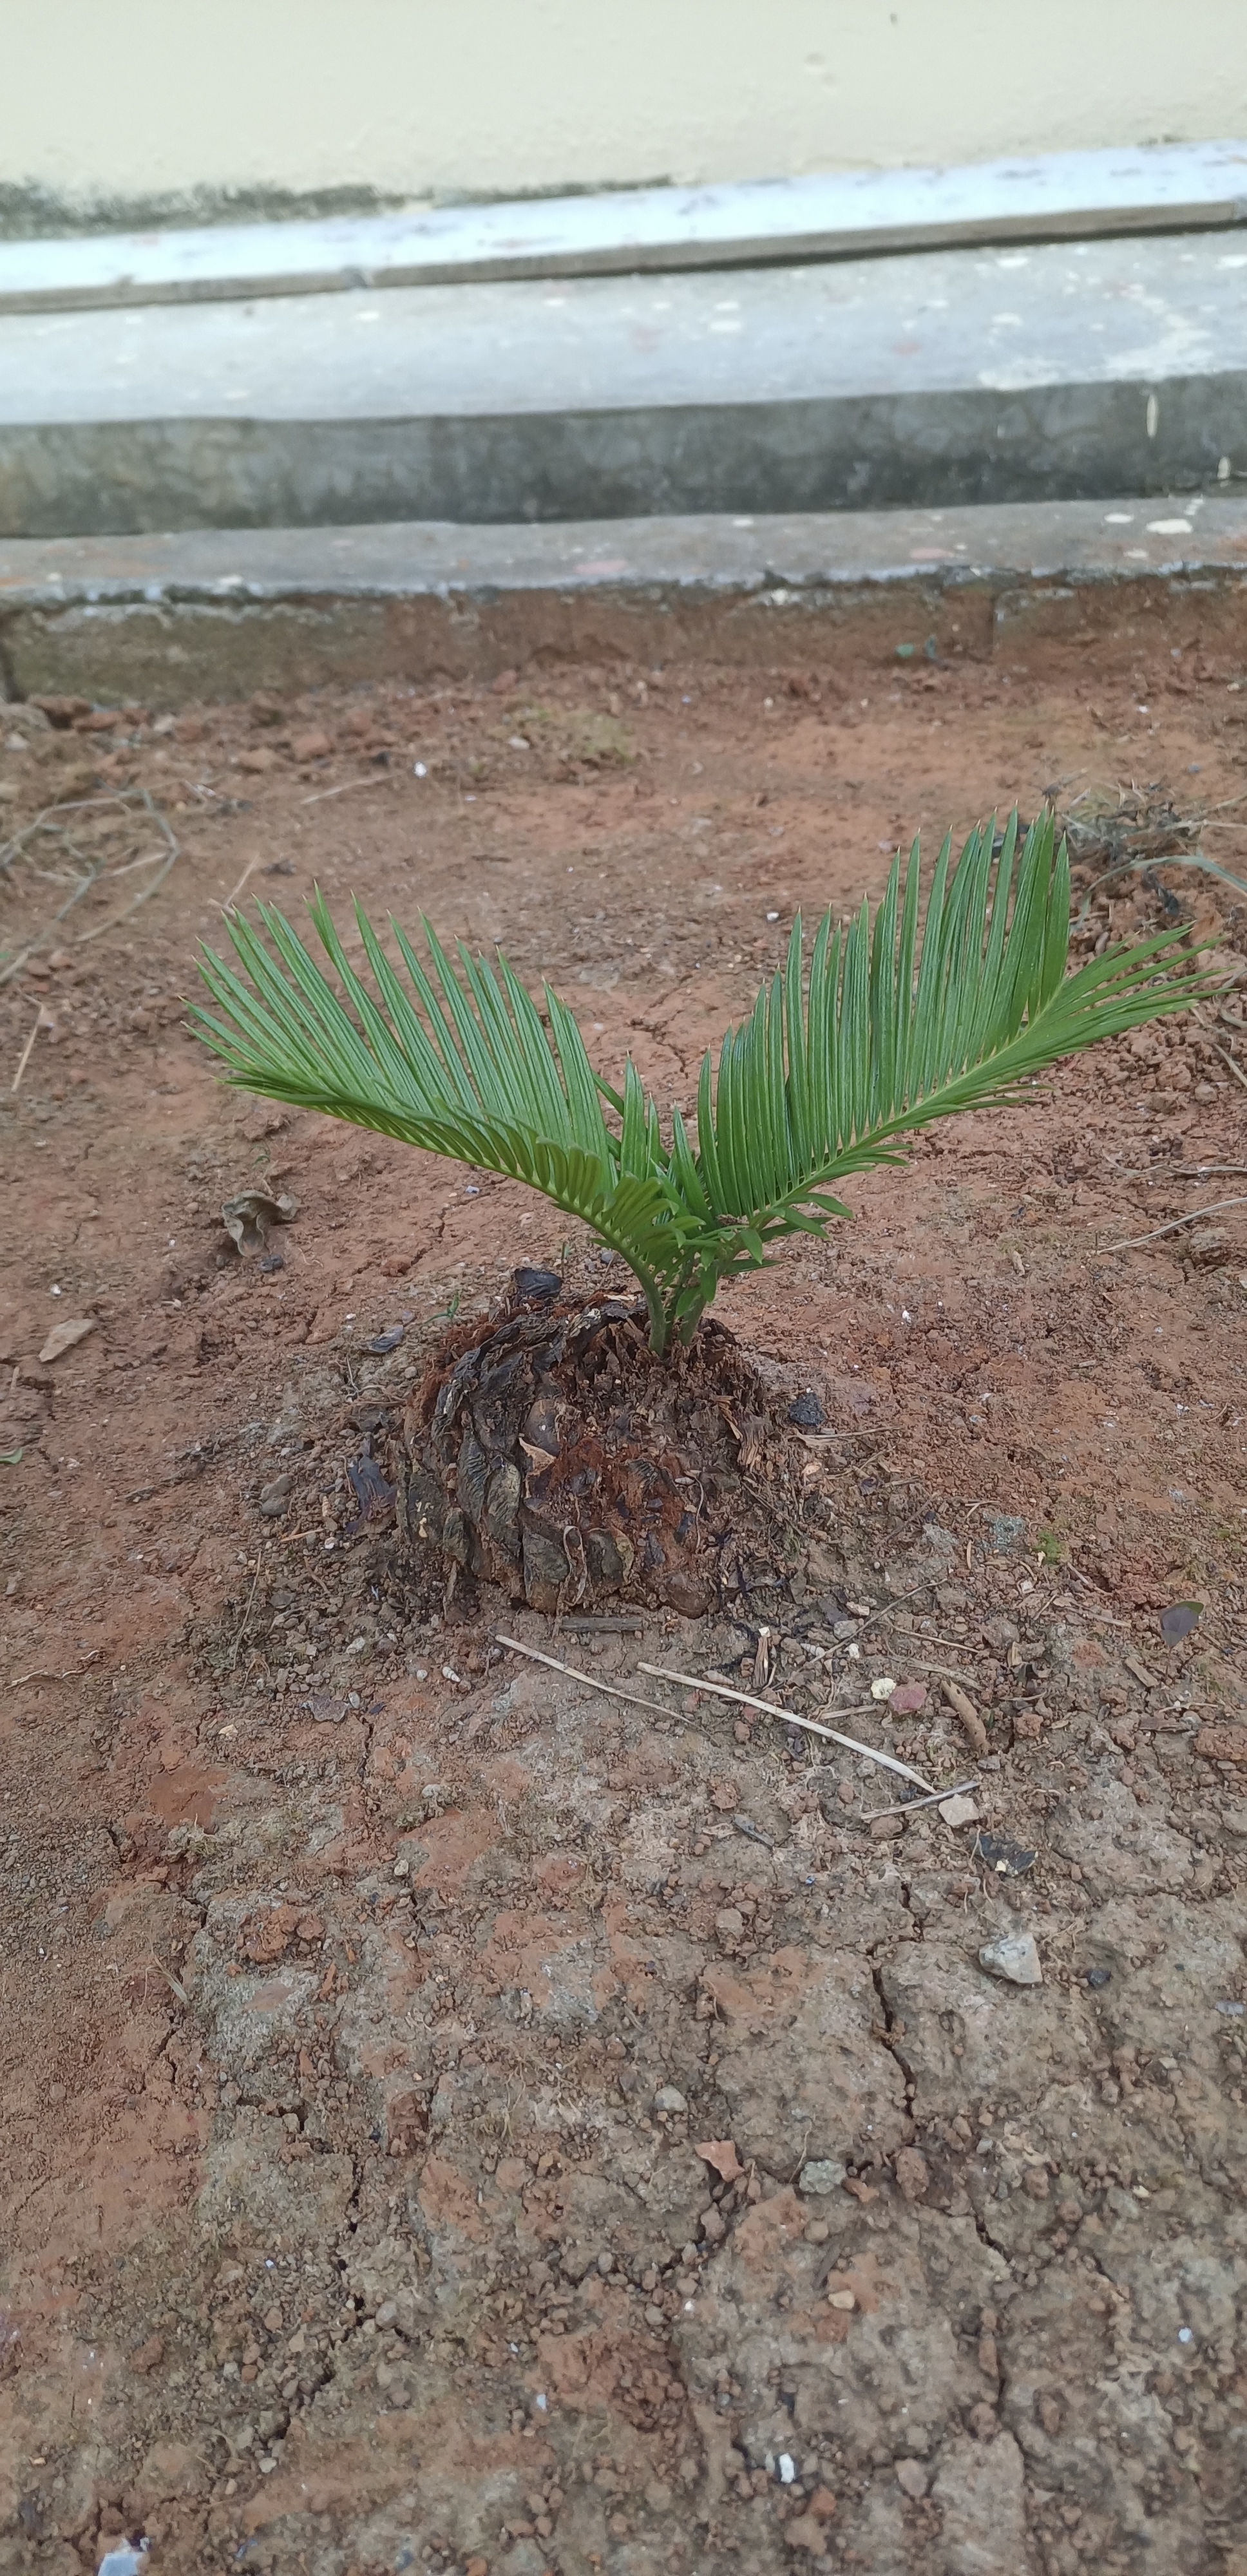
[979,1926,1042,1987]
[799,2158,846,2195]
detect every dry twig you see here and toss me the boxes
[1211,1044,1247,1093]
[494,1634,678,1723]
[300,774,392,808]
[221,857,258,913]
[1107,1194,1247,1251]
[638,1662,940,1790]
[866,1777,981,1821]
[10,1006,45,1093]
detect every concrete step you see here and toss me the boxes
[3,141,1244,312]
[2,230,1245,539]
[2,493,1244,705]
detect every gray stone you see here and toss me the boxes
[895,2456,929,2499]
[653,2085,689,2115]
[987,1513,1028,1555]
[978,1926,1043,1987]
[798,2158,846,2195]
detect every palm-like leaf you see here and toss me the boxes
[192,814,1212,1354]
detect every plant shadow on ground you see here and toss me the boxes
[1,649,1246,2574]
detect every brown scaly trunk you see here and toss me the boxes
[399,1269,808,1618]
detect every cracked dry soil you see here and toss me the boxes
[1,641,1247,2576]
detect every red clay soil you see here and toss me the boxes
[1,644,1246,2576]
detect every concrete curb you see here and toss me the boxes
[3,234,1246,539]
[2,497,1245,705]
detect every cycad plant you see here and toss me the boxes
[193,811,1204,1357]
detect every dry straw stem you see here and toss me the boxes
[0,787,178,986]
[1107,1194,1247,1251]
[638,1661,942,1791]
[494,1634,680,1724]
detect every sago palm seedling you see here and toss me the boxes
[193,811,1207,1611]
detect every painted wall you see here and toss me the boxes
[3,0,1244,229]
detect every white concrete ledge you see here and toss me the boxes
[1,142,1245,315]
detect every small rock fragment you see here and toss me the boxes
[893,2147,929,2202]
[895,2458,929,2500]
[39,1315,95,1364]
[783,2512,832,2557]
[258,1475,292,1518]
[827,2288,855,2311]
[714,1906,745,1947]
[788,1390,826,1428]
[700,2204,727,2244]
[979,1925,1042,1986]
[652,2086,688,2115]
[890,1681,928,1715]
[938,1793,980,1829]
[695,2138,743,2182]
[799,2159,846,2196]
[1195,1725,1247,1766]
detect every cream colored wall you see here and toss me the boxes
[3,0,1244,214]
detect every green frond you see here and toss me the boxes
[191,811,1214,1356]
[687,811,1215,1264]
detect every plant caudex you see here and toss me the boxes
[193,812,1208,1358]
